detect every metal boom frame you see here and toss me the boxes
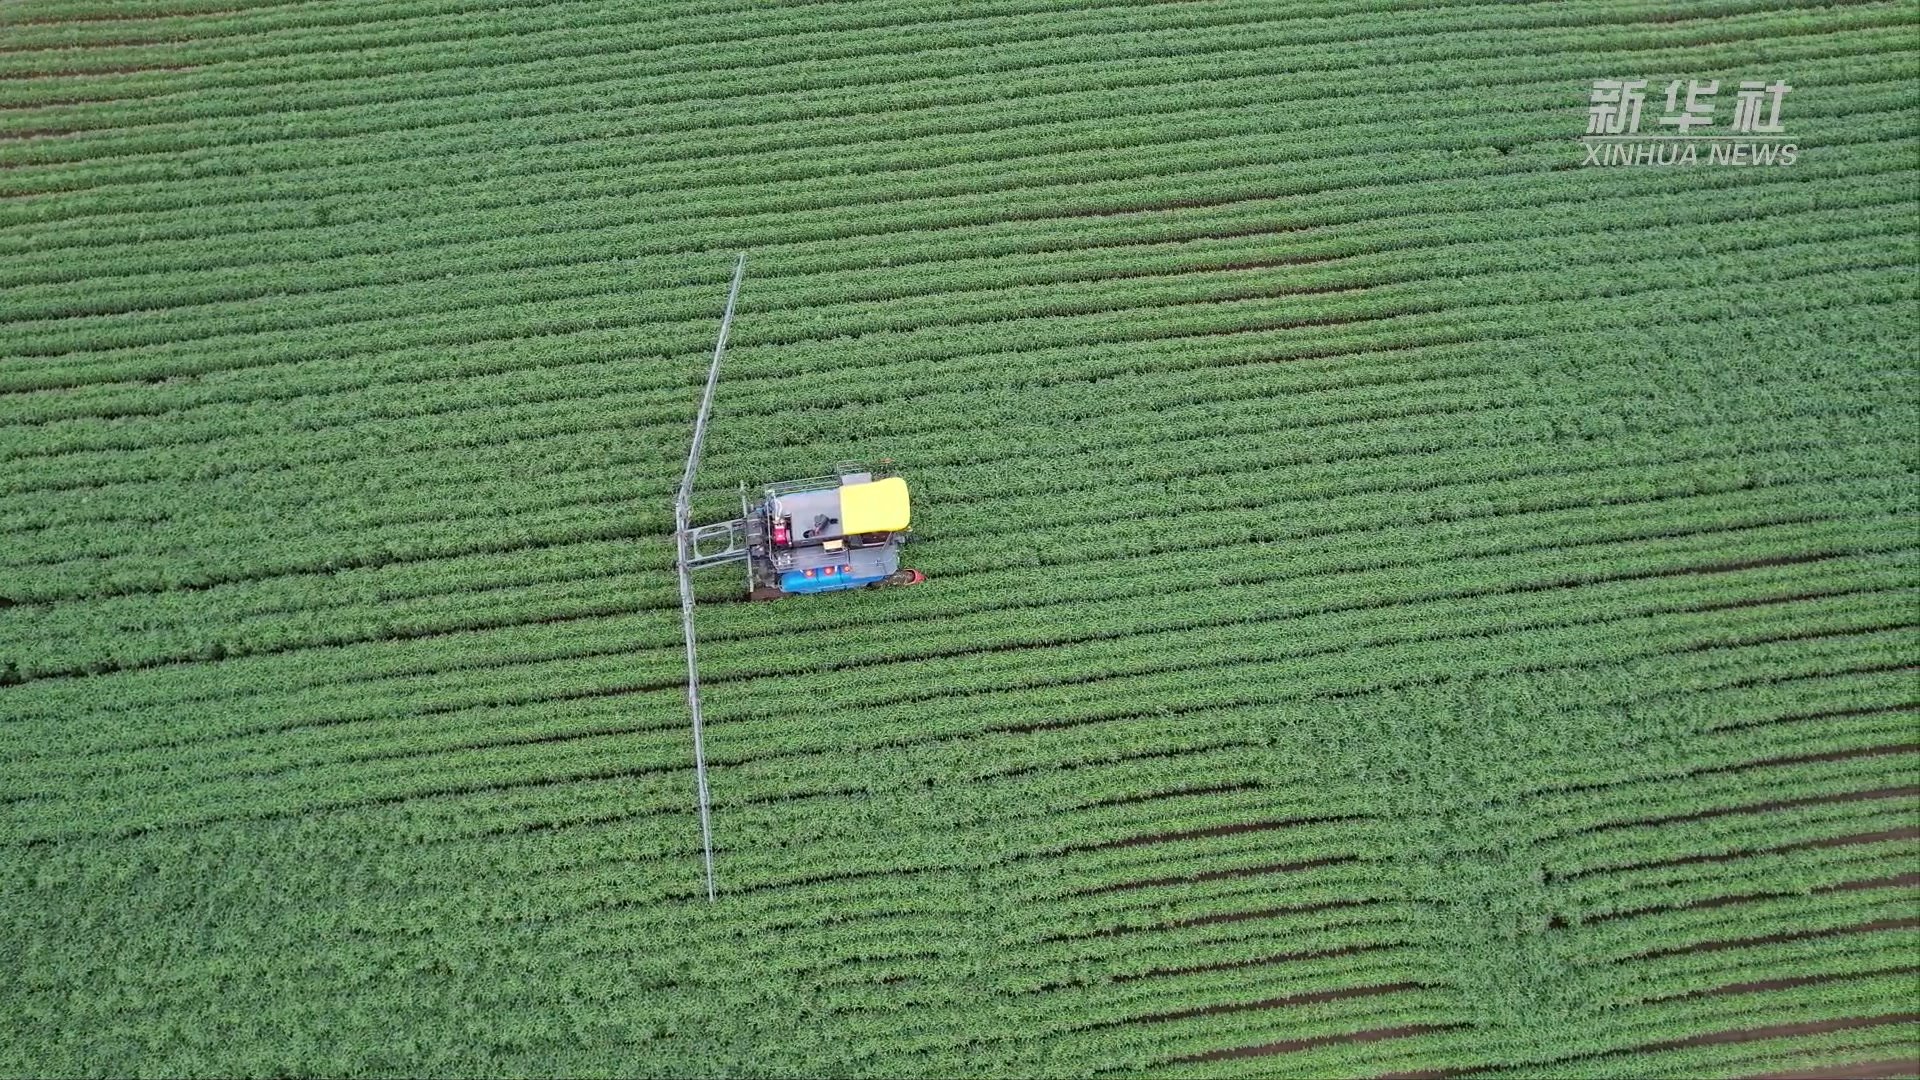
[674,252,746,902]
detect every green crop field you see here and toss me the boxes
[1,0,1916,1076]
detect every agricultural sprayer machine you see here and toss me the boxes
[670,254,923,900]
[682,466,924,601]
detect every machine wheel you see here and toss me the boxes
[747,585,786,602]
[881,569,926,587]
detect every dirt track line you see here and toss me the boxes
[1071,853,1364,896]
[1135,979,1427,1025]
[1667,964,1920,1004]
[1116,938,1396,984]
[1585,861,1920,925]
[1410,1011,1920,1078]
[1647,1010,1919,1052]
[1178,1022,1465,1063]
[1740,1056,1920,1079]
[1567,781,1920,842]
[1083,813,1371,853]
[1633,916,1920,962]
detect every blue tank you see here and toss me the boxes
[779,565,889,594]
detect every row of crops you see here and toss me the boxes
[1,0,1915,1075]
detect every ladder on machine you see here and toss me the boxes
[680,483,761,595]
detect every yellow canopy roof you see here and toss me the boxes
[840,476,911,534]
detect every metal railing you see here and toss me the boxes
[683,518,751,568]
